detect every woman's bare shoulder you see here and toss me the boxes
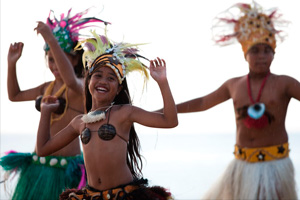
[273,73,298,81]
[222,75,246,89]
[112,104,134,114]
[227,75,246,83]
[36,81,52,95]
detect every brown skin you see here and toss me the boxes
[7,22,84,156]
[36,58,178,190]
[176,43,300,148]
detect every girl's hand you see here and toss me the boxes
[7,42,24,64]
[150,57,167,83]
[41,95,59,113]
[34,21,53,42]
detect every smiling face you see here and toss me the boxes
[245,43,274,74]
[88,66,122,108]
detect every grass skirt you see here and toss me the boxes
[203,157,298,200]
[0,151,85,200]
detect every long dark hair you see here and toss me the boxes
[70,44,84,78]
[84,68,143,179]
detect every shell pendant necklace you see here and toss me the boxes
[247,71,270,119]
[81,102,114,123]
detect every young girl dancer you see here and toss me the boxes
[0,9,108,200]
[36,30,178,199]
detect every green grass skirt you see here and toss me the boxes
[0,152,85,200]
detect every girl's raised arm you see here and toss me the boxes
[36,96,80,156]
[7,42,47,101]
[34,22,83,95]
[130,57,178,128]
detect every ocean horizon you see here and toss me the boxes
[1,132,299,200]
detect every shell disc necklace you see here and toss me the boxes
[81,103,114,124]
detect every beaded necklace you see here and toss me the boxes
[246,71,270,120]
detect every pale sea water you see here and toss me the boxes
[1,133,299,200]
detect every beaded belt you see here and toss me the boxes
[234,143,289,162]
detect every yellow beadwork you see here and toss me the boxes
[234,143,289,162]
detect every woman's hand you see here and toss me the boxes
[150,57,167,83]
[41,95,60,113]
[34,21,53,42]
[7,42,24,65]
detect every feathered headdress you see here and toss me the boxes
[75,29,149,84]
[212,1,288,55]
[44,8,110,53]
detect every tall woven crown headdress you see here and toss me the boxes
[212,1,288,55]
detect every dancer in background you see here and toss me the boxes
[36,29,177,199]
[0,8,108,200]
[175,2,299,199]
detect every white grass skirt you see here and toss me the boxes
[202,157,298,200]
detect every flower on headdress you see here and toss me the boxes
[44,8,110,53]
[75,29,149,84]
[212,1,289,55]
